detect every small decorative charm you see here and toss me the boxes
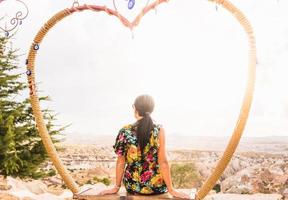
[29,90,34,96]
[26,69,32,76]
[128,0,135,9]
[19,20,23,25]
[113,0,149,12]
[33,44,39,50]
[25,59,29,65]
[29,82,36,96]
[5,31,9,37]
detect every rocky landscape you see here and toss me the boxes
[0,136,287,199]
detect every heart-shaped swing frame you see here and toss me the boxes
[26,0,256,199]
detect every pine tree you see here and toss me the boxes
[0,35,65,178]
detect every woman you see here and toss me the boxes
[98,95,190,199]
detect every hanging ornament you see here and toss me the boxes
[0,0,29,36]
[72,0,80,8]
[128,0,135,9]
[113,0,149,12]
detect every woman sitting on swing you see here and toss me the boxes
[98,94,190,199]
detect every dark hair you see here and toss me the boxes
[133,94,155,157]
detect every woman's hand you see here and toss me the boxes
[169,189,191,199]
[97,186,120,195]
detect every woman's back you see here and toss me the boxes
[99,95,190,199]
[113,123,168,195]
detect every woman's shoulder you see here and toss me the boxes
[121,124,133,130]
[151,123,163,138]
[118,124,133,135]
[153,123,163,130]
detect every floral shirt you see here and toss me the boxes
[113,123,168,195]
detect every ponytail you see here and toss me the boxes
[132,95,155,157]
[135,112,154,156]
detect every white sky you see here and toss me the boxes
[1,0,288,137]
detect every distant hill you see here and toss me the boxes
[64,133,288,153]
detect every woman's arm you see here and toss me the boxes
[98,155,126,195]
[158,127,173,191]
[115,155,126,187]
[158,127,191,199]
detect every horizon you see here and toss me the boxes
[64,132,288,142]
[62,132,288,152]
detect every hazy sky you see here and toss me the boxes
[1,0,288,137]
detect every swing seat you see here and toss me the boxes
[73,187,196,200]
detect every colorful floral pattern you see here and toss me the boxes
[113,123,168,195]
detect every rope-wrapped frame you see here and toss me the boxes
[26,0,256,199]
